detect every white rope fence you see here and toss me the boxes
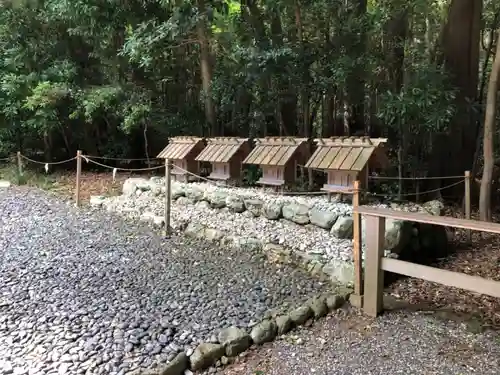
[7,150,473,238]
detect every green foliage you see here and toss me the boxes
[377,64,457,134]
[0,0,496,175]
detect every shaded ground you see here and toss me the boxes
[32,168,500,329]
[220,306,500,375]
[0,187,329,374]
[388,208,500,329]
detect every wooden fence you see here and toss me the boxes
[355,206,500,317]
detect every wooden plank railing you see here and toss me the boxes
[355,206,500,317]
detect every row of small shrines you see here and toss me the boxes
[157,136,389,193]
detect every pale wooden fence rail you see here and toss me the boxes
[356,206,500,317]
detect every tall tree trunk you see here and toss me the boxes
[197,0,217,135]
[429,0,482,188]
[479,31,500,221]
[346,0,367,134]
[294,0,313,188]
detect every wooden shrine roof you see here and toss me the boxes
[305,136,388,171]
[243,137,308,166]
[157,137,204,160]
[195,137,249,163]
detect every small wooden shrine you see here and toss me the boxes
[305,136,388,193]
[157,137,205,182]
[195,137,250,183]
[243,137,309,187]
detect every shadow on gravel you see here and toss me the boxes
[0,188,331,374]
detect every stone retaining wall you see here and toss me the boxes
[92,177,453,286]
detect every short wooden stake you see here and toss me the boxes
[464,170,471,243]
[350,180,364,308]
[75,150,82,207]
[164,158,172,236]
[16,151,22,182]
[363,215,386,317]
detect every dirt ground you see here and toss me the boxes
[217,305,500,375]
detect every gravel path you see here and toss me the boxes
[222,306,500,375]
[0,187,329,375]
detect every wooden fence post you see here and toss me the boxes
[75,150,82,207]
[164,158,172,236]
[415,173,420,203]
[16,151,22,181]
[363,215,386,317]
[350,180,364,308]
[464,170,471,243]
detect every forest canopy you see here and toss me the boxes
[0,0,499,206]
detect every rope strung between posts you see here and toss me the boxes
[81,155,165,172]
[83,155,161,161]
[170,164,328,196]
[20,154,77,165]
[297,163,466,181]
[11,152,469,199]
[170,164,228,187]
[367,175,465,181]
[360,179,466,198]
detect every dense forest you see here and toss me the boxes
[0,0,499,218]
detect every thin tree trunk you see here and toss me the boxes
[197,0,217,135]
[471,11,500,178]
[479,31,500,221]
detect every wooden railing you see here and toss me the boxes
[355,206,500,317]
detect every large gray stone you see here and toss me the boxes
[0,180,11,188]
[325,294,344,310]
[289,305,312,325]
[309,208,338,229]
[195,201,211,209]
[282,203,310,225]
[422,200,445,216]
[275,315,293,335]
[322,260,355,285]
[308,296,328,318]
[159,352,188,375]
[226,195,245,213]
[122,178,149,196]
[244,199,264,217]
[190,343,225,371]
[361,217,413,255]
[185,187,204,202]
[250,320,277,345]
[330,216,354,239]
[208,191,228,209]
[217,326,251,357]
[150,184,162,196]
[171,185,185,199]
[383,218,413,254]
[262,202,283,220]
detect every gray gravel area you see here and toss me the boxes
[222,306,500,375]
[0,187,329,375]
